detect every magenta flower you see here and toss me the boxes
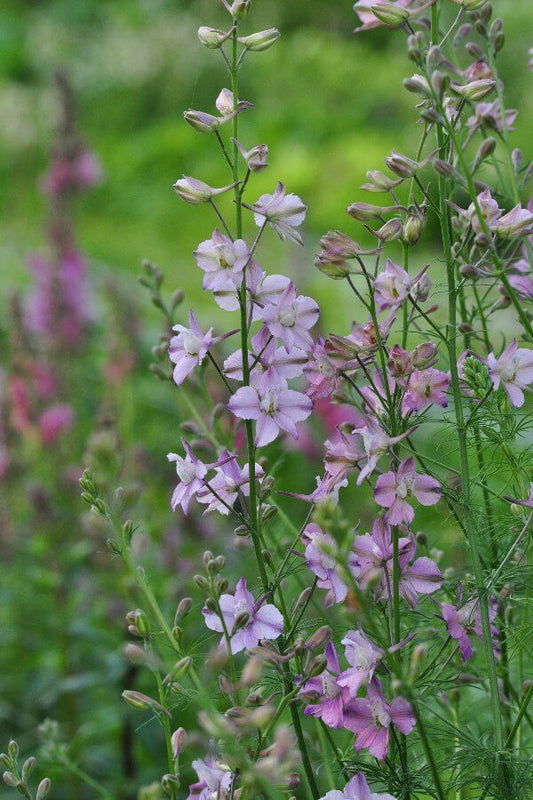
[304,338,340,399]
[194,229,250,291]
[260,281,319,353]
[187,757,232,800]
[197,450,264,515]
[228,369,312,447]
[302,524,349,606]
[300,642,351,729]
[402,368,450,414]
[336,629,384,698]
[167,440,209,515]
[38,404,75,445]
[344,680,415,761]
[487,340,533,408]
[373,259,410,311]
[441,591,499,663]
[203,578,283,654]
[320,773,397,800]
[168,311,215,385]
[374,458,441,525]
[246,182,307,245]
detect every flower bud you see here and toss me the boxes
[3,772,17,788]
[307,654,328,677]
[385,150,420,178]
[370,3,410,27]
[361,169,403,192]
[232,138,269,172]
[370,218,403,241]
[433,159,459,179]
[472,137,496,171]
[161,774,181,795]
[183,110,220,133]
[404,207,426,245]
[173,176,236,204]
[448,0,488,9]
[451,78,495,101]
[8,742,19,759]
[347,202,389,221]
[21,759,36,780]
[176,597,193,620]
[238,28,280,51]
[198,26,232,49]
[228,0,251,19]
[122,690,170,717]
[453,24,473,46]
[36,779,51,800]
[305,625,332,650]
[403,74,430,96]
[171,728,186,759]
[465,42,483,59]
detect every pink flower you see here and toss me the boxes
[487,340,533,408]
[194,229,250,291]
[466,100,518,134]
[320,773,397,800]
[374,458,441,525]
[353,0,411,33]
[228,369,312,447]
[260,281,319,353]
[246,182,307,245]
[300,643,351,729]
[203,578,283,654]
[402,368,450,414]
[39,404,75,445]
[353,417,413,485]
[197,450,263,515]
[302,524,350,606]
[304,338,340,399]
[503,482,533,508]
[441,590,499,663]
[187,757,232,800]
[492,205,533,237]
[167,440,209,514]
[373,259,410,311]
[224,328,306,383]
[466,189,502,234]
[336,629,384,698]
[344,679,415,761]
[169,310,227,385]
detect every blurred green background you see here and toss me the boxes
[1,0,531,333]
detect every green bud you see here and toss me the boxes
[36,779,51,800]
[161,774,180,795]
[238,28,280,52]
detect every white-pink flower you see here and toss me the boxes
[247,182,307,245]
[302,523,349,607]
[374,458,441,525]
[487,340,533,407]
[228,369,312,447]
[320,772,397,800]
[203,578,283,654]
[168,311,214,385]
[260,281,319,352]
[197,450,264,515]
[167,440,209,515]
[336,629,384,698]
[402,368,450,414]
[194,229,250,291]
[373,259,410,311]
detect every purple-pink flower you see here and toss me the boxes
[167,440,209,515]
[194,229,250,291]
[197,450,264,515]
[247,182,307,245]
[402,368,450,414]
[300,642,351,729]
[187,757,232,800]
[374,458,441,525]
[441,591,499,663]
[203,578,283,654]
[302,524,350,606]
[336,629,384,698]
[373,259,410,311]
[344,679,415,761]
[304,337,340,399]
[487,340,533,408]
[320,773,397,800]
[169,311,217,385]
[228,369,312,446]
[260,281,319,353]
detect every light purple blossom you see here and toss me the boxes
[169,311,216,385]
[492,205,533,237]
[228,369,312,447]
[373,259,410,311]
[441,590,499,663]
[187,757,232,800]
[194,229,250,291]
[300,642,351,729]
[503,482,533,508]
[302,524,349,606]
[344,679,415,761]
[320,773,397,800]
[203,578,283,654]
[304,337,340,399]
[487,340,533,408]
[402,368,450,414]
[247,182,307,245]
[466,188,502,233]
[260,281,319,353]
[374,458,441,525]
[224,327,306,383]
[197,450,264,515]
[167,440,209,515]
[336,629,384,698]
[466,99,518,134]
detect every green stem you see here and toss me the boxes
[505,682,533,748]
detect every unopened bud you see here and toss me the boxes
[3,772,17,788]
[171,728,187,759]
[193,574,209,590]
[198,26,232,49]
[183,110,220,133]
[238,28,280,51]
[370,218,403,241]
[22,759,36,780]
[347,202,391,221]
[404,207,426,246]
[371,3,410,27]
[161,774,181,795]
[307,654,328,677]
[36,779,51,800]
[465,42,483,59]
[306,625,332,650]
[451,78,495,101]
[228,0,251,19]
[176,598,193,619]
[8,742,18,759]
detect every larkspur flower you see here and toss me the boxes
[402,368,450,414]
[492,205,533,237]
[260,281,319,353]
[359,371,395,417]
[167,440,209,515]
[465,188,502,234]
[353,0,412,33]
[336,629,384,698]
[194,229,250,291]
[466,99,518,134]
[304,337,340,399]
[169,310,231,385]
[224,327,306,383]
[197,450,264,515]
[503,482,533,508]
[319,772,397,800]
[246,182,307,245]
[373,259,410,311]
[302,524,350,606]
[228,369,312,447]
[441,589,499,662]
[300,642,351,728]
[187,757,232,800]
[374,458,441,525]
[487,340,533,408]
[343,679,415,761]
[203,578,283,654]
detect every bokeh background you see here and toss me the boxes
[1,1,531,798]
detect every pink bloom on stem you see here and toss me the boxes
[466,188,502,234]
[224,327,306,383]
[344,679,415,761]
[492,205,533,238]
[466,100,518,134]
[353,417,414,485]
[279,472,348,505]
[441,591,499,663]
[194,229,250,291]
[169,310,228,385]
[336,629,384,698]
[353,0,411,33]
[247,182,307,245]
[359,371,395,417]
[167,440,209,515]
[304,337,340,399]
[320,773,397,800]
[487,340,533,408]
[261,281,319,353]
[39,404,75,445]
[197,450,263,515]
[302,524,349,606]
[503,482,533,508]
[373,259,410,311]
[187,757,232,800]
[228,369,312,447]
[402,368,450,414]
[300,642,351,729]
[374,457,441,525]
[203,578,283,654]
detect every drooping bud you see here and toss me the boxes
[197,26,233,49]
[347,202,393,221]
[238,28,280,51]
[122,690,171,717]
[173,176,237,204]
[385,151,421,178]
[360,170,403,192]
[368,218,403,241]
[171,728,187,759]
[370,3,410,27]
[183,110,220,133]
[451,78,495,101]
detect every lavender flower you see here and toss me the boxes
[373,259,410,311]
[194,229,250,291]
[167,440,209,514]
[402,368,450,414]
[336,629,384,698]
[302,524,350,606]
[187,757,232,800]
[300,642,351,728]
[260,281,319,353]
[197,450,264,515]
[487,340,533,408]
[169,310,230,385]
[441,591,499,663]
[246,182,307,245]
[374,458,441,525]
[320,773,397,800]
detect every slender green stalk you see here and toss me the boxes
[505,682,533,748]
